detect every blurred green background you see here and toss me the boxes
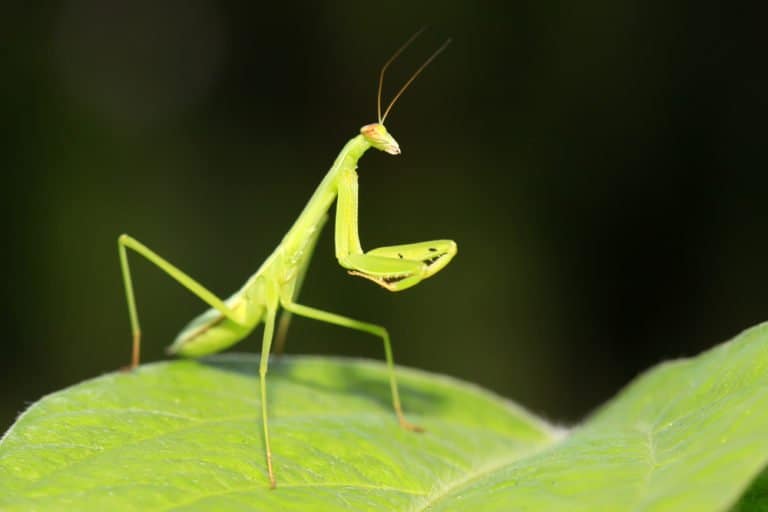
[2,2,765,432]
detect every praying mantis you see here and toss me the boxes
[117,32,457,489]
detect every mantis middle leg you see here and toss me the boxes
[256,283,279,489]
[280,299,422,432]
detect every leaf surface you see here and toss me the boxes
[3,324,768,511]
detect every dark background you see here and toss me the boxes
[2,2,765,432]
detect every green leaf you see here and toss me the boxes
[2,323,768,511]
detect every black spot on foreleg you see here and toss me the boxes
[383,274,408,284]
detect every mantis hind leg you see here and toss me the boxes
[280,299,423,432]
[118,234,245,369]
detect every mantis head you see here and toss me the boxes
[361,123,400,155]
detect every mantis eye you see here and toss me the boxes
[360,123,401,155]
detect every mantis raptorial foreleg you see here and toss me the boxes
[344,241,458,291]
[334,168,457,291]
[280,300,423,432]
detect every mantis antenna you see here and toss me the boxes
[378,31,452,124]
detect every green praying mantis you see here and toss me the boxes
[117,32,457,489]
